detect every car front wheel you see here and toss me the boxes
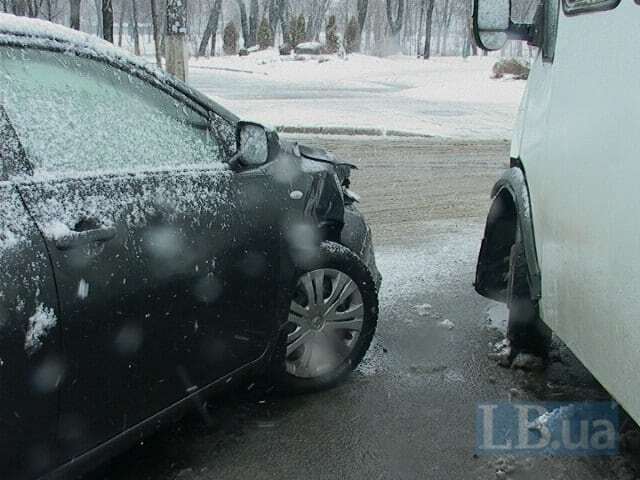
[277,241,379,393]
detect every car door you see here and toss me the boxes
[0,45,275,462]
[0,109,61,479]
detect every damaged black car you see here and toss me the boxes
[0,25,380,480]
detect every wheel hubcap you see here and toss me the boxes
[285,268,365,379]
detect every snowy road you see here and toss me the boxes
[188,54,525,140]
[87,138,628,480]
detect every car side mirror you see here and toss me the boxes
[473,0,534,51]
[230,121,278,168]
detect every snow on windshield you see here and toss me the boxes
[0,46,225,176]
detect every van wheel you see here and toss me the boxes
[276,242,378,394]
[506,236,551,358]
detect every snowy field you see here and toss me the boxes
[188,50,526,140]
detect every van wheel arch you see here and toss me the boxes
[475,166,541,303]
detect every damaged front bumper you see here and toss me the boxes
[341,203,382,291]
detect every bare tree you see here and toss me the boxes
[69,0,81,29]
[386,0,404,34]
[249,0,259,46]
[117,0,127,46]
[356,0,368,50]
[103,0,114,42]
[150,0,162,65]
[165,0,188,81]
[385,0,405,51]
[94,0,103,36]
[198,0,222,57]
[26,0,45,17]
[235,0,250,47]
[130,0,141,55]
[281,0,291,43]
[306,0,330,42]
[422,0,434,58]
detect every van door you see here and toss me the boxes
[530,4,640,421]
[0,110,61,479]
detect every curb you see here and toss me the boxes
[275,125,434,138]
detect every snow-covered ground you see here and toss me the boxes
[188,50,526,140]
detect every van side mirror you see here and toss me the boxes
[473,0,534,51]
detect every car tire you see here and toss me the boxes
[275,241,379,394]
[506,234,551,358]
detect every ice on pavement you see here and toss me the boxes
[486,301,508,333]
[413,303,432,316]
[190,50,525,140]
[438,319,455,330]
[511,352,544,371]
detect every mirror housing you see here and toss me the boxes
[473,0,535,51]
[232,121,279,168]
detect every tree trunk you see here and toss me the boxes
[102,0,114,42]
[28,0,43,17]
[236,0,250,48]
[416,0,424,56]
[94,0,102,36]
[150,0,162,65]
[117,0,127,46]
[165,0,188,81]
[249,0,258,46]
[131,0,140,55]
[385,0,404,35]
[69,0,81,29]
[273,0,291,43]
[356,0,368,49]
[307,0,329,42]
[267,0,277,38]
[440,0,452,55]
[198,0,222,57]
[385,0,404,53]
[422,0,434,59]
[13,0,27,14]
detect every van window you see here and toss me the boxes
[0,47,226,176]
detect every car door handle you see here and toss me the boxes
[55,226,117,250]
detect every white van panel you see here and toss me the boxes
[522,3,640,421]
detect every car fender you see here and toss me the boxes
[476,166,541,302]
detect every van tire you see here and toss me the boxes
[506,237,551,358]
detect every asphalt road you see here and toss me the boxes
[88,137,634,480]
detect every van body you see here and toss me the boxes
[473,0,640,422]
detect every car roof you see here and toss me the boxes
[0,13,239,124]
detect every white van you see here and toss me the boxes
[472,0,640,423]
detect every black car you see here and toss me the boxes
[0,15,380,480]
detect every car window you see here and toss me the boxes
[0,47,225,176]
